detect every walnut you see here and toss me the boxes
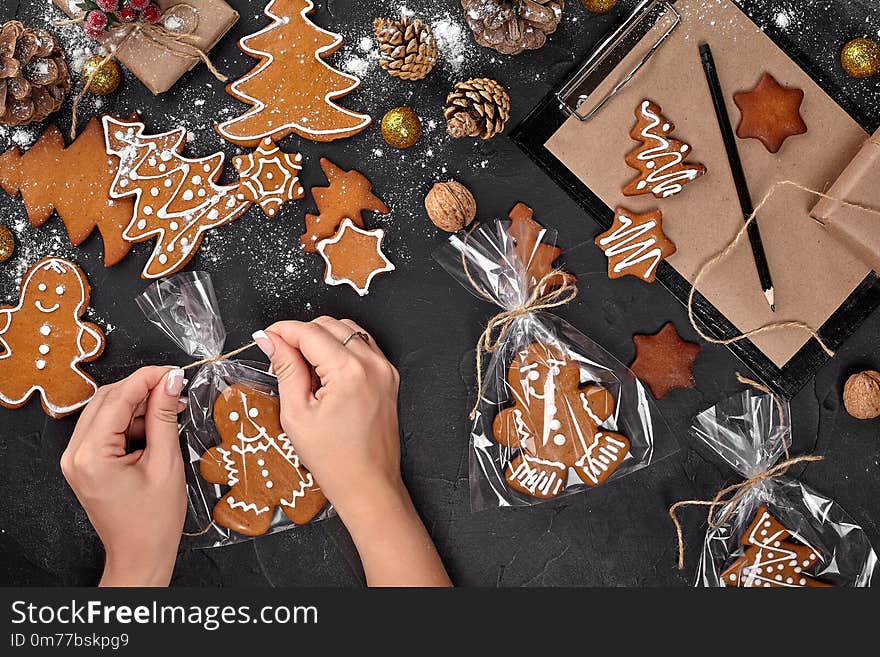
[424,180,476,232]
[843,370,880,419]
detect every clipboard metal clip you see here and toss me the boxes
[557,0,680,122]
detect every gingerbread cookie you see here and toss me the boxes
[595,207,676,283]
[300,158,389,253]
[630,322,699,399]
[316,218,395,296]
[200,383,327,536]
[506,203,574,295]
[232,137,304,218]
[0,117,135,267]
[722,506,831,588]
[734,73,806,153]
[0,257,104,418]
[493,343,631,499]
[217,0,371,147]
[104,116,252,280]
[624,100,706,199]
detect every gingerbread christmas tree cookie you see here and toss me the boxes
[300,158,389,253]
[0,117,135,267]
[232,137,304,218]
[630,322,700,399]
[316,218,395,296]
[624,100,706,199]
[722,506,831,588]
[0,257,104,418]
[217,0,371,147]
[493,343,631,499]
[200,383,327,536]
[104,116,252,280]
[734,73,806,153]
[595,207,676,283]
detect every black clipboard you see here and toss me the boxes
[511,3,880,399]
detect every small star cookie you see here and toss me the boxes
[595,207,676,283]
[734,73,807,153]
[630,322,700,399]
[232,137,304,218]
[316,218,395,296]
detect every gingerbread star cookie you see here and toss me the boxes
[0,257,104,418]
[300,158,389,253]
[624,100,706,199]
[734,73,806,153]
[595,207,676,283]
[630,322,700,399]
[316,218,395,296]
[721,506,831,588]
[232,137,304,218]
[506,203,574,295]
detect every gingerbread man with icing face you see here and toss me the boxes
[200,383,327,537]
[493,343,631,499]
[0,258,104,418]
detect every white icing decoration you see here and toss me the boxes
[597,210,669,280]
[316,219,394,296]
[38,344,49,355]
[40,325,51,336]
[216,0,371,144]
[229,411,240,422]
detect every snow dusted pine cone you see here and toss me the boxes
[373,16,438,81]
[461,0,564,55]
[0,21,70,127]
[444,77,511,140]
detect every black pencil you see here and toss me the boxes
[699,43,776,312]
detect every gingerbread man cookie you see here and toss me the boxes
[624,100,706,199]
[0,258,104,418]
[493,343,631,499]
[721,506,831,588]
[200,383,327,536]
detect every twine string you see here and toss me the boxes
[686,179,880,358]
[181,341,258,372]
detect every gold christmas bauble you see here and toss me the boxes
[840,38,880,78]
[0,225,15,263]
[581,0,617,14]
[381,106,422,149]
[82,55,122,96]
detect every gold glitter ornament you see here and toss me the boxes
[381,106,422,149]
[82,55,122,96]
[581,0,617,14]
[0,225,14,263]
[840,38,880,78]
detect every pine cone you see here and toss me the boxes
[462,0,564,55]
[445,78,510,140]
[373,16,438,81]
[0,21,69,127]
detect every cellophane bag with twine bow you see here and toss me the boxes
[684,389,877,587]
[434,219,673,509]
[136,271,330,548]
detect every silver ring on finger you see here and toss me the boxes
[342,331,370,347]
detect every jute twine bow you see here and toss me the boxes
[668,374,823,570]
[56,4,227,140]
[686,179,880,357]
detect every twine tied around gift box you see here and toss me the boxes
[56,4,228,139]
[460,231,579,420]
[687,179,880,358]
[668,374,823,570]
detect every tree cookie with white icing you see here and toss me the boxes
[0,257,104,418]
[492,343,631,499]
[200,383,327,537]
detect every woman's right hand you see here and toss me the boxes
[252,317,450,587]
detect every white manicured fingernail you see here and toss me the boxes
[253,331,275,358]
[166,368,185,396]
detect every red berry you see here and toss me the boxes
[117,6,137,22]
[127,0,150,10]
[85,10,108,30]
[83,24,105,39]
[95,0,119,11]
[140,4,161,24]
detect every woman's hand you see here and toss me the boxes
[254,317,451,587]
[61,366,187,587]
